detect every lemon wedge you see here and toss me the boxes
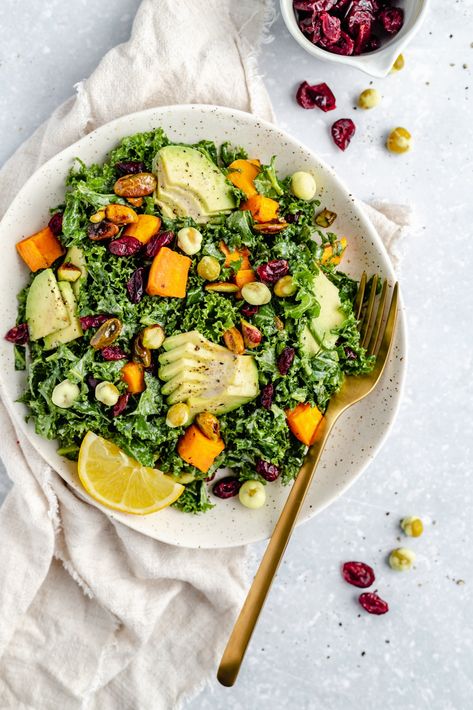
[78,431,184,515]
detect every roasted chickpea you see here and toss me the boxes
[358,88,381,110]
[166,403,191,428]
[177,227,203,256]
[241,281,272,306]
[197,255,221,281]
[239,480,266,509]
[387,127,412,154]
[291,171,316,201]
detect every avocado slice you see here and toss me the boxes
[300,271,346,357]
[154,145,236,216]
[158,331,259,417]
[64,246,87,297]
[26,269,70,341]
[43,281,83,350]
[300,326,321,357]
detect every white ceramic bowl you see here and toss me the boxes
[280,0,430,77]
[0,105,407,548]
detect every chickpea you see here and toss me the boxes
[291,171,317,201]
[166,402,191,428]
[141,324,165,350]
[52,380,80,409]
[358,88,381,110]
[241,281,272,306]
[239,480,266,509]
[95,382,120,407]
[197,255,221,281]
[390,54,405,73]
[274,275,297,298]
[387,127,412,154]
[177,227,203,255]
[389,547,416,572]
[400,516,424,538]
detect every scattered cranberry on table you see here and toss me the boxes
[296,81,337,111]
[359,591,390,615]
[342,561,375,588]
[331,118,356,151]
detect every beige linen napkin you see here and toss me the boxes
[0,2,274,709]
[0,1,410,708]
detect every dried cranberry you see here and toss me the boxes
[108,236,142,257]
[241,303,259,318]
[101,346,127,361]
[115,160,146,176]
[363,34,381,52]
[347,7,373,32]
[256,259,289,285]
[356,0,380,13]
[324,30,355,55]
[353,22,372,53]
[296,81,318,109]
[126,266,146,304]
[212,477,242,499]
[260,383,275,409]
[331,118,356,151]
[378,6,404,35]
[113,392,130,417]
[48,212,63,236]
[342,561,375,588]
[344,346,357,360]
[346,7,373,53]
[298,16,322,44]
[256,459,280,482]
[296,81,337,112]
[144,231,175,259]
[86,375,100,392]
[79,314,110,331]
[284,211,302,224]
[319,12,341,44]
[294,0,336,10]
[5,323,29,345]
[277,347,295,375]
[359,591,389,615]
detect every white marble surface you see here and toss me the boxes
[1,1,472,708]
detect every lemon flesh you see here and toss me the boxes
[78,431,184,515]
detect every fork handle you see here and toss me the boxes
[217,412,337,687]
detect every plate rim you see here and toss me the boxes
[0,103,407,548]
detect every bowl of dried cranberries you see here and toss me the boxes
[280,0,430,77]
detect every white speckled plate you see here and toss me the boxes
[0,105,406,548]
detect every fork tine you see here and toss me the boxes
[355,271,367,321]
[361,275,378,347]
[367,279,388,356]
[373,282,399,361]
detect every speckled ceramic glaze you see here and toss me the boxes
[0,105,406,548]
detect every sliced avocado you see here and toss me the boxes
[57,263,81,283]
[155,162,211,223]
[43,282,83,350]
[158,330,259,417]
[156,162,233,224]
[154,145,236,215]
[64,246,87,297]
[300,325,321,357]
[26,269,70,341]
[158,357,208,381]
[310,270,346,350]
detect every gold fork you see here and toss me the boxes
[217,275,399,687]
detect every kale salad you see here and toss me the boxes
[6,127,374,515]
